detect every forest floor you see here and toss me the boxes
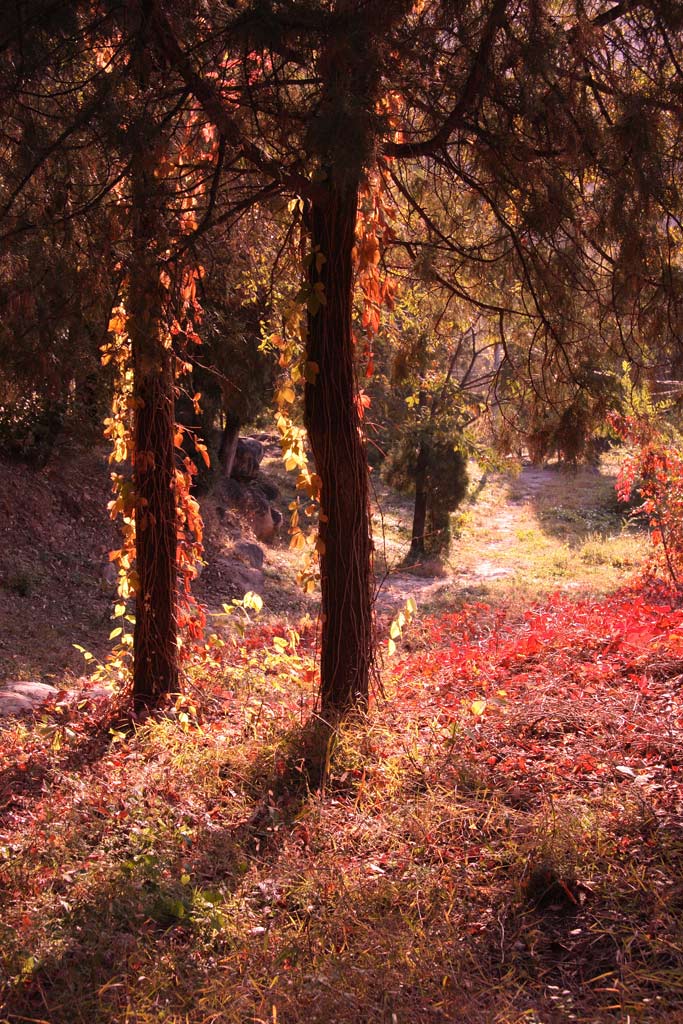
[4,447,683,1023]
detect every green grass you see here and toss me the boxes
[419,457,646,609]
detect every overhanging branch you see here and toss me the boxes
[148,0,326,204]
[384,0,509,160]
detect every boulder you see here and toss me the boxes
[252,504,277,543]
[9,681,59,701]
[257,477,280,502]
[0,692,34,716]
[214,477,281,543]
[211,558,264,598]
[214,476,245,511]
[234,541,265,570]
[231,437,264,482]
[0,680,59,716]
[241,437,265,463]
[78,685,114,701]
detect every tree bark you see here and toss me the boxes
[409,439,429,560]
[129,147,179,709]
[305,184,373,719]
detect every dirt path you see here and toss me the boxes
[374,461,642,614]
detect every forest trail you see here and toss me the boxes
[373,460,644,615]
[374,464,541,613]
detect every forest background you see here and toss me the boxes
[2,1,683,1022]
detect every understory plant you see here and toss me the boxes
[611,410,683,590]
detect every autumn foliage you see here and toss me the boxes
[611,413,683,590]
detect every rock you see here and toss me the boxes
[0,680,59,716]
[78,685,113,701]
[241,437,265,463]
[0,692,35,716]
[256,477,280,501]
[234,541,265,570]
[253,514,274,543]
[251,504,276,543]
[231,438,264,482]
[210,558,264,598]
[9,681,59,701]
[214,476,246,509]
[212,474,281,543]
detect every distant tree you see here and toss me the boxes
[0,3,121,461]
[378,293,490,558]
[176,211,281,490]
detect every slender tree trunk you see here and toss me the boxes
[409,439,429,560]
[305,183,373,719]
[129,147,178,709]
[218,408,240,478]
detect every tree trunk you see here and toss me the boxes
[218,408,240,478]
[305,183,373,719]
[129,148,179,710]
[409,439,429,560]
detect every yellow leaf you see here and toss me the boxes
[387,637,397,656]
[470,699,487,717]
[390,620,401,640]
[243,591,263,613]
[406,597,418,616]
